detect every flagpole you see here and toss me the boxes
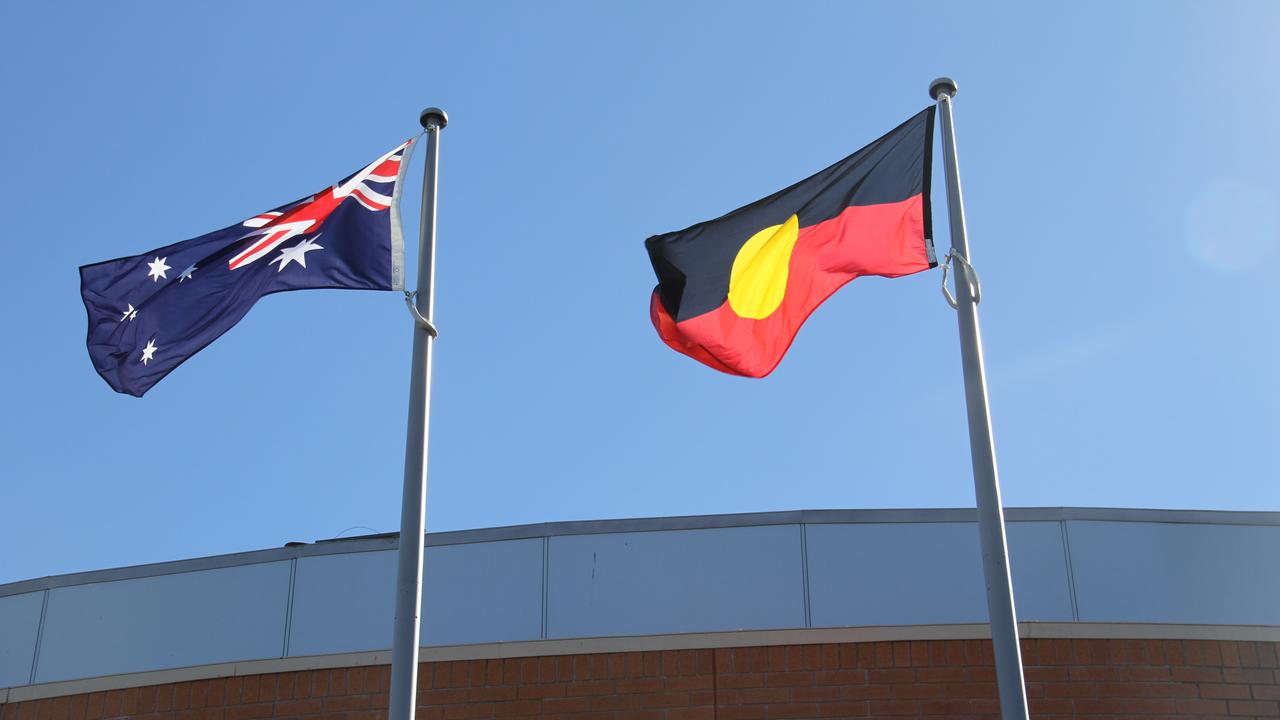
[389,107,447,720]
[929,78,1030,720]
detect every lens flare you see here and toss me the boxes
[1186,179,1279,271]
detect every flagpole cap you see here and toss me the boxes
[929,77,958,100]
[419,107,448,130]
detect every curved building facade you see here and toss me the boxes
[1,508,1278,719]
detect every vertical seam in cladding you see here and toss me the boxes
[799,524,812,628]
[281,557,298,658]
[540,536,549,639]
[28,589,49,685]
[1060,521,1080,622]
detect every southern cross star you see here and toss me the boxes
[140,338,158,365]
[120,304,137,322]
[147,257,171,282]
[178,264,197,282]
[269,236,324,272]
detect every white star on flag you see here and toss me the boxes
[120,304,137,322]
[269,236,324,272]
[140,339,158,365]
[178,264,197,282]
[147,257,170,282]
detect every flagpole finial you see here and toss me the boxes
[929,77,958,100]
[419,107,448,130]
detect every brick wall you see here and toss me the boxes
[3,639,1277,720]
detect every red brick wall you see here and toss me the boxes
[3,638,1278,720]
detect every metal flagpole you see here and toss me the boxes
[929,78,1030,720]
[389,106,447,720]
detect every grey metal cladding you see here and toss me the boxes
[3,507,1277,600]
[421,538,543,646]
[287,540,542,657]
[3,508,1280,691]
[1067,520,1280,625]
[1007,522,1076,621]
[288,551,397,657]
[546,524,806,638]
[0,591,43,687]
[33,561,291,684]
[806,521,1074,627]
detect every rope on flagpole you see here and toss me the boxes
[403,290,438,337]
[941,249,982,309]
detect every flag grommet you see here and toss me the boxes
[940,249,981,309]
[403,291,438,337]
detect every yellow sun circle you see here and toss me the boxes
[728,214,800,319]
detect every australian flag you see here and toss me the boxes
[80,139,415,397]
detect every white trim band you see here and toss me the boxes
[3,622,1276,704]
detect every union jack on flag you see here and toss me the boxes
[79,139,416,397]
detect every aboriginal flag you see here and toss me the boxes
[645,107,936,377]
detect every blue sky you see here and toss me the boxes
[1,1,1277,585]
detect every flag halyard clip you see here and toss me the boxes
[941,249,982,309]
[403,290,438,337]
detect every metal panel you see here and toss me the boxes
[4,508,1277,601]
[422,538,543,646]
[1067,520,1280,625]
[34,562,291,683]
[0,591,43,687]
[287,540,543,657]
[806,522,1074,627]
[1007,522,1076,621]
[287,550,396,656]
[6,510,1279,690]
[547,525,805,638]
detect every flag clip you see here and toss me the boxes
[941,249,982,309]
[403,291,438,337]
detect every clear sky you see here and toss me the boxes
[1,1,1278,585]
